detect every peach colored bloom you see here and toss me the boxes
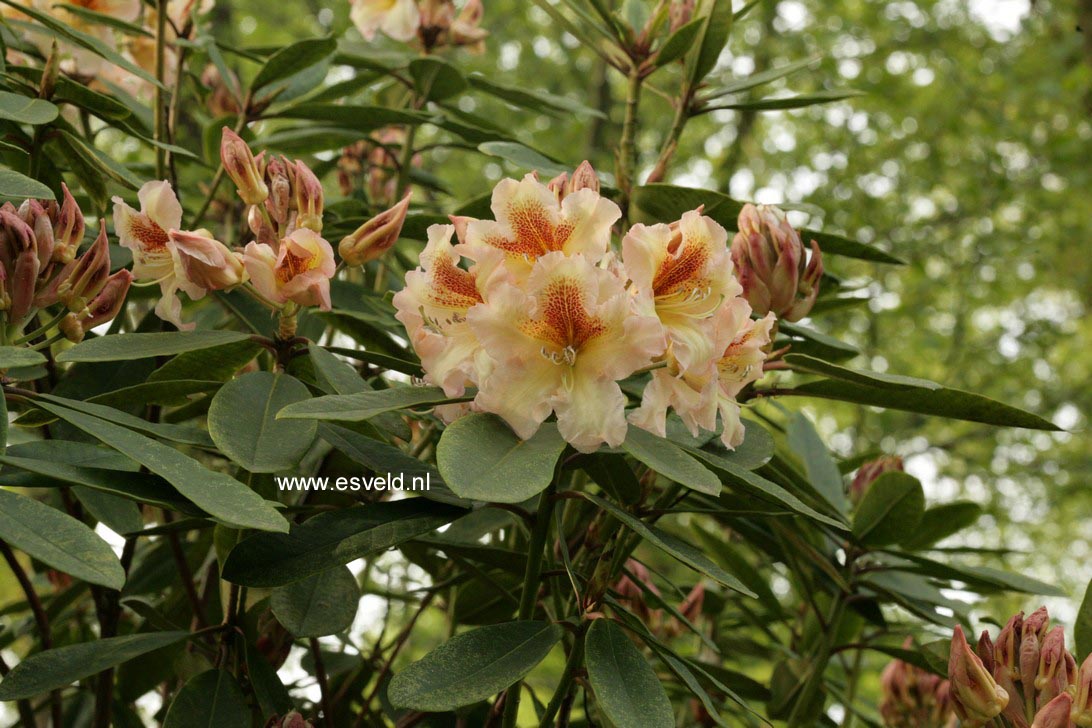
[467,252,663,453]
[460,172,621,283]
[392,224,493,397]
[243,229,336,310]
[168,229,246,292]
[622,210,741,370]
[351,0,420,42]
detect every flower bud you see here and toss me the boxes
[339,192,411,266]
[264,155,292,226]
[1020,611,1049,690]
[949,625,1009,725]
[995,611,1024,681]
[546,172,568,200]
[221,128,268,205]
[168,229,246,292]
[247,204,278,247]
[976,630,996,675]
[19,199,54,266]
[50,183,85,263]
[60,269,133,342]
[43,223,111,312]
[678,582,704,623]
[264,711,315,728]
[731,203,824,322]
[290,160,324,233]
[1034,626,1071,702]
[669,0,695,33]
[9,245,40,321]
[0,262,10,312]
[567,160,601,195]
[850,455,904,504]
[1073,653,1092,727]
[1031,692,1073,728]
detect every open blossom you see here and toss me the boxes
[243,229,336,310]
[392,224,494,397]
[460,171,621,282]
[351,0,420,42]
[169,229,246,292]
[623,210,741,370]
[467,252,663,452]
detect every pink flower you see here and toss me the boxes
[168,229,246,293]
[467,252,663,452]
[243,229,336,310]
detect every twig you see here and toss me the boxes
[310,638,335,728]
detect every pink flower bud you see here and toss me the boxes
[338,192,411,266]
[1073,653,1092,726]
[1030,692,1073,728]
[1034,626,1071,702]
[290,160,324,233]
[49,183,85,264]
[1025,607,1051,641]
[730,203,823,322]
[18,199,54,267]
[264,156,292,225]
[221,128,269,205]
[546,172,568,200]
[169,229,246,292]
[0,262,10,312]
[263,710,315,728]
[949,625,1009,724]
[1020,627,1043,693]
[850,455,904,504]
[60,269,132,342]
[995,612,1024,681]
[977,630,996,675]
[9,245,40,321]
[42,223,111,312]
[567,160,601,196]
[669,0,695,33]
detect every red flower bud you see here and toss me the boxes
[850,455,904,504]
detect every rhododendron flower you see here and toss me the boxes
[392,224,493,396]
[623,210,741,370]
[243,229,336,310]
[351,0,420,42]
[460,171,621,282]
[631,302,775,449]
[467,252,663,452]
[168,229,246,293]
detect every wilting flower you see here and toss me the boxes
[460,171,621,282]
[243,229,336,310]
[948,625,1009,726]
[350,0,420,42]
[339,192,411,266]
[168,229,246,292]
[731,203,823,322]
[467,252,663,452]
[623,210,741,369]
[392,224,491,396]
[850,455,905,504]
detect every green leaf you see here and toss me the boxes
[0,488,125,589]
[689,0,733,85]
[654,17,704,67]
[270,566,360,637]
[73,487,144,535]
[163,669,250,728]
[789,378,1061,430]
[622,426,721,495]
[0,169,54,200]
[707,55,821,98]
[388,621,562,711]
[785,353,942,391]
[436,413,567,503]
[467,73,606,119]
[900,502,982,550]
[251,37,337,92]
[786,412,847,514]
[776,322,860,360]
[270,103,430,128]
[56,130,141,189]
[582,493,756,596]
[245,643,294,718]
[0,631,187,700]
[276,386,466,422]
[852,472,925,546]
[1076,578,1092,658]
[707,89,863,112]
[631,184,904,265]
[36,394,213,448]
[409,56,468,101]
[148,339,261,383]
[0,90,58,125]
[0,346,46,369]
[208,372,317,473]
[477,141,571,178]
[585,619,674,728]
[886,553,1064,596]
[57,331,254,362]
[35,400,288,533]
[222,499,466,587]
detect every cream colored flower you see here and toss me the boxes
[243,229,336,310]
[460,172,621,283]
[467,252,663,453]
[350,0,420,42]
[168,229,246,293]
[622,210,741,370]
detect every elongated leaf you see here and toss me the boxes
[853,472,924,546]
[409,56,468,101]
[786,412,847,514]
[789,378,1061,430]
[900,502,982,551]
[37,394,213,447]
[271,103,429,128]
[885,553,1064,596]
[58,331,253,362]
[270,566,360,637]
[622,426,720,495]
[0,169,53,200]
[785,353,942,391]
[1077,578,1092,658]
[57,130,141,189]
[477,141,571,177]
[388,621,562,711]
[0,488,125,589]
[654,17,705,67]
[0,631,187,700]
[708,89,862,112]
[35,400,288,532]
[163,669,250,728]
[689,0,733,85]
[707,55,821,98]
[585,619,674,728]
[0,91,58,125]
[582,493,756,596]
[277,386,466,422]
[0,346,46,369]
[73,487,144,535]
[251,37,337,92]
[208,372,316,473]
[467,73,606,119]
[222,499,466,587]
[437,413,566,503]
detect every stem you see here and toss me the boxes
[310,638,335,728]
[646,83,693,185]
[395,122,418,200]
[13,308,68,344]
[153,0,168,180]
[617,68,643,222]
[786,594,847,727]
[500,487,557,728]
[1,540,62,728]
[31,331,66,351]
[537,631,585,728]
[188,104,250,228]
